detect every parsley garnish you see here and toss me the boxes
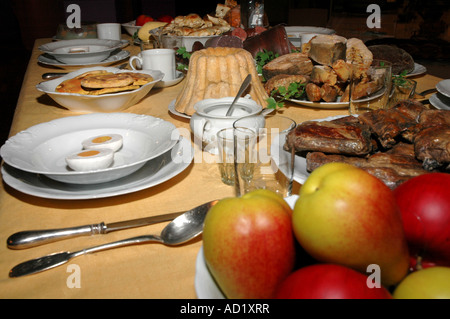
[255,50,279,79]
[267,82,306,109]
[392,70,409,86]
[176,47,191,71]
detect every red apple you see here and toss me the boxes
[292,163,410,286]
[202,189,296,299]
[393,173,450,267]
[275,264,392,299]
[157,15,174,23]
[136,14,153,26]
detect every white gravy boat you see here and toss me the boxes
[190,96,268,154]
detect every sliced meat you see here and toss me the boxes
[264,74,309,95]
[306,142,429,189]
[358,100,427,148]
[414,124,450,170]
[285,115,374,156]
[262,52,313,80]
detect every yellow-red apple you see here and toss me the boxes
[393,266,450,299]
[292,163,410,286]
[202,189,296,298]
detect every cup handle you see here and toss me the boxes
[129,56,142,70]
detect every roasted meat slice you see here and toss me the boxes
[414,124,450,170]
[285,115,373,156]
[358,100,426,148]
[306,142,429,189]
[264,74,309,95]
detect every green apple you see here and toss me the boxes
[292,163,410,286]
[203,189,296,299]
[393,267,450,299]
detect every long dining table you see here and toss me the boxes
[0,36,444,299]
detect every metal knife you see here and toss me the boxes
[7,211,183,250]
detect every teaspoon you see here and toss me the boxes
[225,74,252,116]
[9,200,218,277]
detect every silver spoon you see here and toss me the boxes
[9,200,218,277]
[225,74,252,116]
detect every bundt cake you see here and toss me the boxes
[174,47,269,116]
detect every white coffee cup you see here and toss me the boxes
[129,49,176,81]
[97,23,121,41]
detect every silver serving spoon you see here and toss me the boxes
[225,74,252,116]
[9,200,218,278]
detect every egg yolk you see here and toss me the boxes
[92,136,112,143]
[78,150,100,157]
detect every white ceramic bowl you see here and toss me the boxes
[285,26,335,48]
[122,20,140,36]
[0,113,179,184]
[180,35,219,51]
[39,39,124,64]
[36,66,163,113]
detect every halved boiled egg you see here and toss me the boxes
[82,134,123,152]
[66,149,114,171]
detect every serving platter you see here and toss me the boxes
[0,113,177,184]
[289,86,386,109]
[1,136,193,200]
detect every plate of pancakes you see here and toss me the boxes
[36,66,163,112]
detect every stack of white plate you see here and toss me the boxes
[38,39,131,68]
[430,79,450,110]
[0,113,193,200]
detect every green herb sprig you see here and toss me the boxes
[255,50,279,79]
[392,70,409,86]
[176,47,191,71]
[267,82,306,109]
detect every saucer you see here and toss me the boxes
[155,71,185,88]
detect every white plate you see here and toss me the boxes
[39,39,124,64]
[289,97,348,109]
[168,99,191,119]
[36,67,163,113]
[38,49,130,68]
[155,71,185,88]
[271,115,346,185]
[429,93,450,110]
[0,113,178,184]
[285,26,335,47]
[406,63,427,78]
[436,79,450,98]
[194,194,299,299]
[1,136,193,200]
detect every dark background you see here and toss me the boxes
[1,0,449,150]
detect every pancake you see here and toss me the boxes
[87,85,141,95]
[81,73,135,88]
[56,70,110,94]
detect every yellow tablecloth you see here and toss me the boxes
[0,37,443,298]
